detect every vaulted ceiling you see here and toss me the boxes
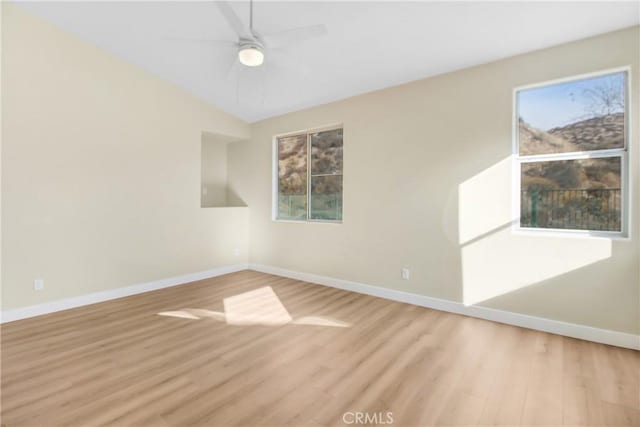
[16,1,640,122]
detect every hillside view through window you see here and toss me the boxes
[517,71,626,232]
[277,128,343,221]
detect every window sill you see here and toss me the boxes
[201,206,249,209]
[511,226,629,241]
[273,219,343,225]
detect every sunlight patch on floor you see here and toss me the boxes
[158,310,201,320]
[292,316,352,328]
[224,286,292,325]
[157,286,351,327]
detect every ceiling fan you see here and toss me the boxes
[175,0,328,68]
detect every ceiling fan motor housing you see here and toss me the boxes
[238,39,265,67]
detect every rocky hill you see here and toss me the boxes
[548,113,624,151]
[519,114,623,190]
[278,129,343,195]
[519,118,575,155]
[278,135,307,194]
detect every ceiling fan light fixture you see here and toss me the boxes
[238,44,264,67]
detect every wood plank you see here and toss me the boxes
[1,270,638,426]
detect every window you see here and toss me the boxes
[515,69,628,235]
[275,127,343,222]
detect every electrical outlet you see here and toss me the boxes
[401,268,410,280]
[34,279,44,291]
[234,248,240,256]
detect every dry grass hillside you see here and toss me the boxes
[519,114,623,190]
[277,134,307,195]
[519,118,576,155]
[548,112,624,151]
[278,129,343,195]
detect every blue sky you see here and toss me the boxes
[518,72,625,131]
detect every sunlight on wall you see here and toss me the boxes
[459,157,514,245]
[157,286,351,327]
[459,156,612,306]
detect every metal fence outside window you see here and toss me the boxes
[520,188,621,231]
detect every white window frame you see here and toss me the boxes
[512,67,631,239]
[272,124,344,224]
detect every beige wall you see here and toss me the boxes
[2,4,638,335]
[0,1,4,311]
[2,5,250,310]
[229,26,640,334]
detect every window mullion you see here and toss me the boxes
[517,148,626,163]
[307,132,311,221]
[276,138,280,220]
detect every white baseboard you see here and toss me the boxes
[249,263,640,351]
[4,262,637,350]
[0,263,249,324]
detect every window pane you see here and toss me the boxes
[520,157,621,231]
[518,72,626,155]
[310,129,343,175]
[310,175,342,221]
[277,134,307,220]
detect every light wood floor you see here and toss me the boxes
[1,270,638,426]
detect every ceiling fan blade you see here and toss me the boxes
[262,24,327,49]
[226,58,239,81]
[164,36,237,48]
[216,1,252,39]
[268,50,311,76]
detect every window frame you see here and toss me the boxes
[512,67,631,239]
[272,124,344,224]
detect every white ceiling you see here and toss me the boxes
[16,1,640,122]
